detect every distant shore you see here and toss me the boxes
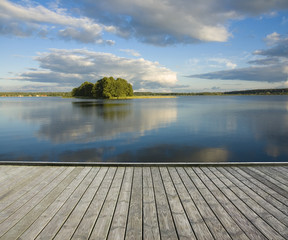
[0,88,287,98]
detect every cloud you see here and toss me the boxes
[0,0,114,44]
[209,58,237,69]
[187,32,288,82]
[188,65,287,82]
[120,49,141,57]
[15,49,177,90]
[73,0,288,45]
[1,0,288,45]
[254,36,288,58]
[248,57,280,65]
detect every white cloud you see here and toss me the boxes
[187,32,288,82]
[76,0,288,45]
[209,58,237,69]
[187,65,288,82]
[254,33,288,58]
[1,0,288,45]
[120,49,141,57]
[0,0,114,44]
[14,49,177,90]
[265,32,281,45]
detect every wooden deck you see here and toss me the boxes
[0,164,287,239]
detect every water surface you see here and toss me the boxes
[0,96,287,162]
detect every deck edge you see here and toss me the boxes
[0,161,287,167]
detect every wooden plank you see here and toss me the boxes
[177,167,232,240]
[188,167,265,240]
[0,166,34,185]
[71,167,115,240]
[254,166,288,186]
[218,167,288,226]
[0,167,70,234]
[0,165,287,240]
[272,166,288,179]
[34,167,99,240]
[53,167,104,240]
[193,167,250,240]
[152,167,178,240]
[233,167,288,208]
[142,167,160,240]
[89,167,125,239]
[168,167,214,240]
[0,166,57,214]
[0,166,27,183]
[269,166,288,181]
[0,166,46,205]
[160,167,196,239]
[210,167,288,237]
[195,167,285,240]
[107,167,133,240]
[125,167,143,240]
[19,167,92,240]
[241,167,288,198]
[0,167,79,239]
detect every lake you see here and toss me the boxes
[0,96,287,163]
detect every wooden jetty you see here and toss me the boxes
[0,163,287,239]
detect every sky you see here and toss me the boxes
[0,0,288,92]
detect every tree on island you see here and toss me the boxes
[72,81,94,97]
[72,77,133,98]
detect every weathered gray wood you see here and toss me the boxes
[53,167,103,240]
[0,166,28,183]
[216,167,288,226]
[142,167,160,240]
[168,167,214,240]
[89,167,125,240]
[0,165,287,240]
[71,167,115,240]
[152,167,178,240]
[210,167,288,237]
[233,167,288,207]
[107,167,133,240]
[178,167,232,240]
[193,167,250,240]
[0,167,72,237]
[125,167,143,240]
[19,167,92,240]
[0,166,46,205]
[258,166,288,183]
[196,167,285,240]
[0,167,78,239]
[227,167,288,215]
[272,166,288,179]
[0,166,57,214]
[160,167,196,240]
[34,167,99,240]
[254,166,288,187]
[241,167,288,198]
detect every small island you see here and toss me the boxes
[72,77,133,99]
[71,76,176,99]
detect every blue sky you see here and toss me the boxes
[0,0,288,92]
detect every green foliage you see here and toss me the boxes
[72,81,94,97]
[72,77,133,99]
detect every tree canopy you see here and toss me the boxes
[72,77,133,99]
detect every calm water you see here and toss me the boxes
[0,96,287,163]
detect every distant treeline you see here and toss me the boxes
[135,88,288,96]
[1,88,287,98]
[0,92,72,97]
[133,92,223,96]
[225,88,288,95]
